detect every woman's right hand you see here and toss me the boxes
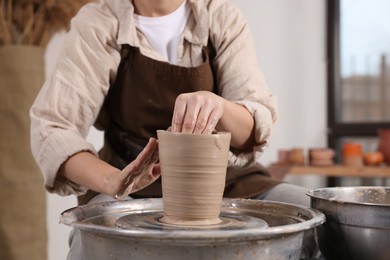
[112,138,161,199]
[59,138,160,200]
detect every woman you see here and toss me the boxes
[30,0,312,258]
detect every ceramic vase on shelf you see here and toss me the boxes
[0,45,47,260]
[342,142,363,167]
[378,129,390,165]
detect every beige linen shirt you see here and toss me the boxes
[30,0,278,196]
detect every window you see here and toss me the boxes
[327,0,390,185]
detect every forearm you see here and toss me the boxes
[58,151,121,198]
[216,98,255,151]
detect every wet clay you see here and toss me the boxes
[157,130,231,225]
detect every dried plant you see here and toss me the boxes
[0,0,93,47]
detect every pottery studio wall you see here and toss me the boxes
[44,0,326,259]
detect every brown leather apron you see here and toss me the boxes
[78,43,280,205]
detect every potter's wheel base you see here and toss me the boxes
[116,211,268,231]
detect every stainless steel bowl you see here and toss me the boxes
[60,198,324,260]
[307,186,390,260]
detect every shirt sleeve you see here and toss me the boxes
[209,1,279,167]
[30,2,121,196]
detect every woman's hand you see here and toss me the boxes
[59,138,160,200]
[112,138,161,199]
[171,91,224,134]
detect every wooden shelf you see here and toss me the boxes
[267,164,390,181]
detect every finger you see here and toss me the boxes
[152,164,161,178]
[128,163,160,194]
[181,98,202,133]
[171,97,186,132]
[193,104,213,134]
[134,139,159,176]
[115,139,158,198]
[125,138,157,170]
[126,161,161,195]
[202,108,221,134]
[116,160,159,199]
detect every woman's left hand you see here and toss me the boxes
[171,91,224,134]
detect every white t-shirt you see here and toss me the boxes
[134,0,190,65]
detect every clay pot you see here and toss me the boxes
[157,130,231,225]
[277,149,290,164]
[363,152,384,166]
[309,148,335,166]
[378,129,390,165]
[287,148,305,165]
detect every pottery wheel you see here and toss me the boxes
[116,211,268,231]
